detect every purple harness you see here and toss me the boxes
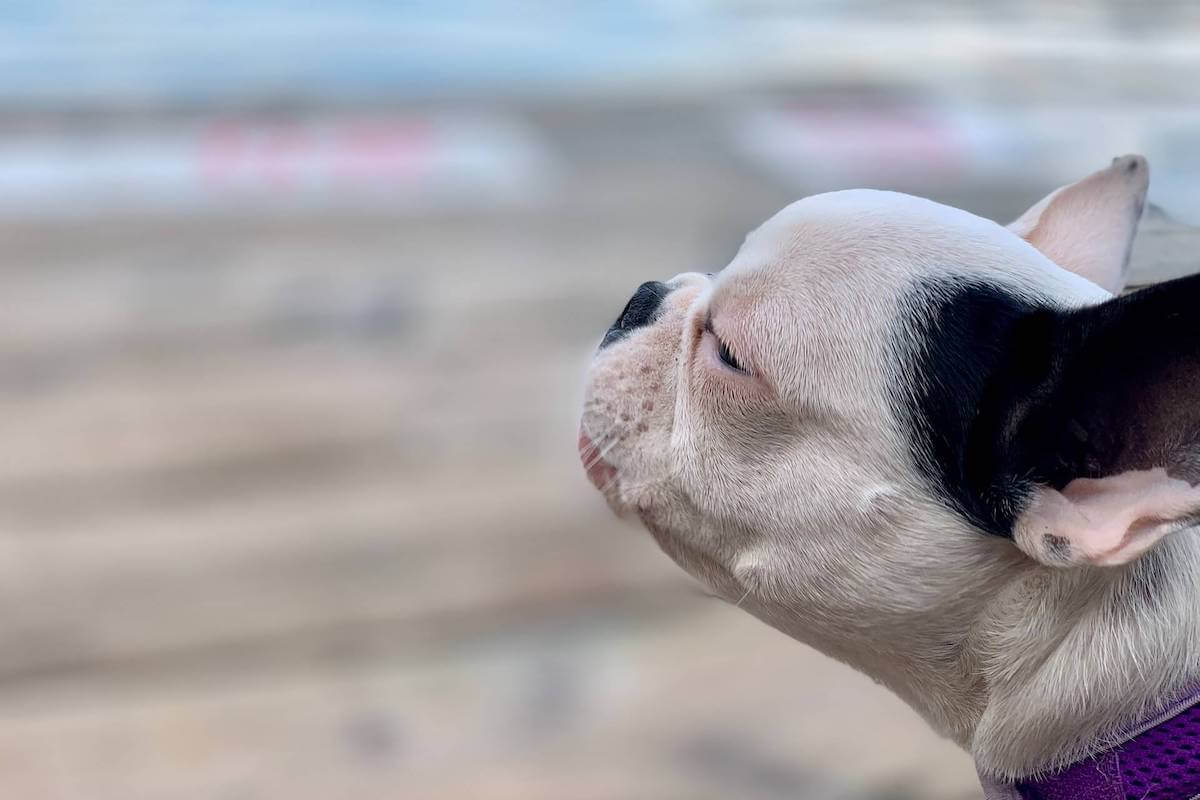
[981,690,1200,799]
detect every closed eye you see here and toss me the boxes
[706,318,745,373]
[717,337,744,372]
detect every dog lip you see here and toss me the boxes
[578,429,618,491]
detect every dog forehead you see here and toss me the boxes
[718,191,969,339]
[742,189,1016,273]
[726,188,1108,314]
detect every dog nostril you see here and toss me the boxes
[600,280,670,349]
[619,282,667,327]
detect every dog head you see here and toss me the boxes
[577,156,1200,718]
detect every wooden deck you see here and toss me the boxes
[0,114,1193,799]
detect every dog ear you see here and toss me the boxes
[972,273,1200,567]
[1007,155,1148,293]
[1013,470,1200,567]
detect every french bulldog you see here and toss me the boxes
[577,155,1200,791]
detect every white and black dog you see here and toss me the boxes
[578,156,1200,795]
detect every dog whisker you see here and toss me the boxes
[579,427,613,455]
[582,432,622,471]
[598,469,624,494]
[579,432,609,461]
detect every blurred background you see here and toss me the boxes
[2,2,1200,799]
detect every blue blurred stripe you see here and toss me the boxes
[0,0,712,103]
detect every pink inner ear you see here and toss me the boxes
[1013,468,1200,566]
[1006,154,1148,294]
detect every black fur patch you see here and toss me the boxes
[897,272,1200,538]
[897,281,1042,537]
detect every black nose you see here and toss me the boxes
[600,281,669,349]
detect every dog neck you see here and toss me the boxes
[743,497,1200,780]
[959,532,1200,778]
[772,517,1200,780]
